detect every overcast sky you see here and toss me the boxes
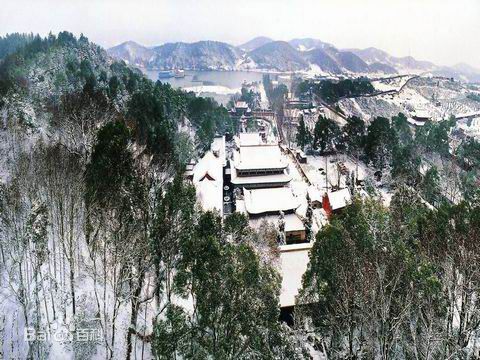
[1,0,479,68]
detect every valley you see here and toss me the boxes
[1,27,480,360]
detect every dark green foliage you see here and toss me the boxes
[150,175,196,261]
[127,81,186,160]
[456,137,480,201]
[150,175,197,307]
[420,167,441,205]
[0,33,35,60]
[85,121,134,208]
[343,116,366,156]
[300,191,480,358]
[0,31,84,96]
[456,138,480,170]
[296,78,375,104]
[364,116,396,170]
[108,75,120,98]
[299,195,445,358]
[392,113,413,147]
[263,74,288,112]
[313,115,342,153]
[391,143,421,184]
[391,114,420,184]
[415,117,455,157]
[467,93,480,102]
[0,31,233,167]
[223,212,250,242]
[186,95,232,149]
[294,79,312,98]
[152,304,192,358]
[240,86,260,109]
[296,116,312,150]
[153,211,305,359]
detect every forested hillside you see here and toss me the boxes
[0,32,307,359]
[2,32,480,360]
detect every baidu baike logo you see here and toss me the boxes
[24,323,102,342]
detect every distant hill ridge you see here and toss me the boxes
[107,37,480,82]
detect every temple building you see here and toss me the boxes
[191,136,226,216]
[230,133,291,189]
[322,188,352,217]
[236,186,306,245]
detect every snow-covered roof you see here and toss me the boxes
[284,108,302,119]
[192,151,224,215]
[243,187,300,215]
[193,152,221,182]
[235,199,247,214]
[284,213,305,232]
[279,243,313,307]
[235,101,248,109]
[412,109,431,120]
[239,132,264,146]
[196,177,222,214]
[234,145,288,171]
[211,135,225,154]
[247,213,305,232]
[211,135,226,166]
[457,118,480,139]
[407,118,426,127]
[327,188,351,211]
[231,170,292,186]
[307,185,323,203]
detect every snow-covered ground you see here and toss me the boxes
[371,75,412,92]
[339,77,480,122]
[456,117,480,140]
[302,154,369,191]
[182,85,240,96]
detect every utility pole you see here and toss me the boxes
[325,154,328,192]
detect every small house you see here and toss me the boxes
[322,188,352,217]
[296,150,307,164]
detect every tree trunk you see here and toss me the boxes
[126,267,146,360]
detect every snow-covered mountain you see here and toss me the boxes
[347,47,436,73]
[107,37,480,81]
[107,40,155,68]
[239,36,274,52]
[151,41,243,71]
[248,41,308,71]
[437,63,480,83]
[107,39,395,74]
[289,38,335,52]
[108,40,242,71]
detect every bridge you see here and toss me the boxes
[252,110,275,121]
